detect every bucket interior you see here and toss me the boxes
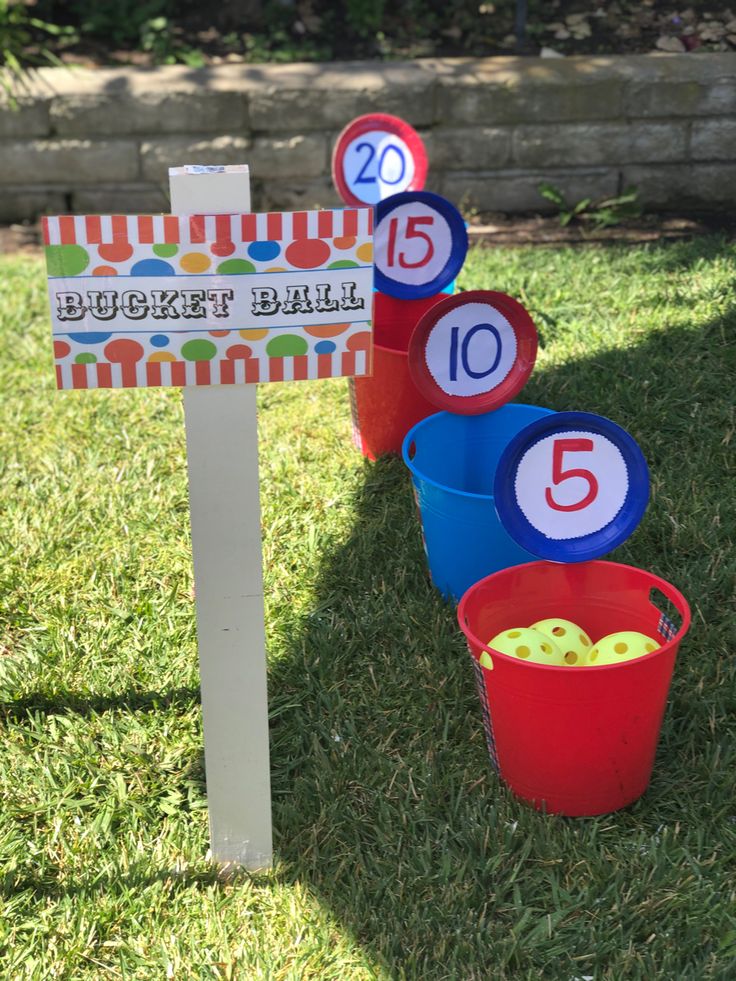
[460,560,690,661]
[374,315,415,353]
[373,293,445,355]
[404,404,553,497]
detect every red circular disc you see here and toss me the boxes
[331,113,428,207]
[407,290,539,415]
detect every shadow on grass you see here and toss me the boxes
[1,240,733,974]
[0,686,200,722]
[265,304,735,976]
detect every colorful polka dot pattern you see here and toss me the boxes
[44,210,374,390]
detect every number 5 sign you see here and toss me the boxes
[494,411,650,562]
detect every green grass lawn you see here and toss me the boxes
[1,236,735,979]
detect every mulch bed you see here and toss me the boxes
[28,2,736,67]
[3,213,732,259]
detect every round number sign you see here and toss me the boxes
[494,411,650,562]
[373,191,468,299]
[331,113,428,207]
[407,290,538,414]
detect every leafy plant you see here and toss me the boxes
[140,16,206,67]
[0,0,74,101]
[59,0,175,49]
[345,0,386,38]
[589,188,643,228]
[538,181,642,228]
[538,182,590,226]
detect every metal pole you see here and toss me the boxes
[515,0,528,50]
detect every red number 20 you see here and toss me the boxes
[544,438,599,512]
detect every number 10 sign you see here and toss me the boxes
[494,411,650,562]
[408,290,539,414]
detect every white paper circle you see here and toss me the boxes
[514,430,629,540]
[423,302,518,399]
[374,200,454,288]
[342,131,416,205]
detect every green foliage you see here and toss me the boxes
[345,0,386,38]
[539,181,643,229]
[139,16,206,68]
[48,0,175,49]
[0,0,73,99]
[591,187,643,228]
[28,0,213,67]
[10,0,528,66]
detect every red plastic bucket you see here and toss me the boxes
[458,560,691,816]
[350,292,444,460]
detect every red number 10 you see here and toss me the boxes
[544,438,599,512]
[386,215,435,268]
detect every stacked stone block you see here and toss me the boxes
[0,54,734,222]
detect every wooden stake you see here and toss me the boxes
[170,165,273,870]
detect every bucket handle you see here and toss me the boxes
[461,611,496,671]
[402,425,425,469]
[649,586,684,642]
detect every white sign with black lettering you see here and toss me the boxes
[49,269,372,334]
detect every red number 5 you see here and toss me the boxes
[544,438,599,512]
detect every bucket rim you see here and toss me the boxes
[401,404,554,502]
[457,558,692,674]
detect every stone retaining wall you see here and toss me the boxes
[1,53,735,222]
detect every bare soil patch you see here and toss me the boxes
[3,212,733,260]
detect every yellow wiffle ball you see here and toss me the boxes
[530,617,593,666]
[487,627,565,665]
[587,631,660,666]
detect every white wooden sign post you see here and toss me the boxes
[43,165,374,870]
[172,166,271,870]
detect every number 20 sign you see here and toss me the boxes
[494,411,650,562]
[331,113,428,207]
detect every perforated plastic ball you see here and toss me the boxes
[487,627,565,665]
[587,631,660,666]
[479,650,494,671]
[530,617,593,666]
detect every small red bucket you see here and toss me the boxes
[350,292,444,460]
[458,560,691,816]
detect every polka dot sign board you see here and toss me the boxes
[494,411,650,562]
[43,209,374,390]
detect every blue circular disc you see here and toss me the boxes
[374,191,468,299]
[493,411,650,562]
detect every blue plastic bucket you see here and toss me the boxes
[402,404,555,601]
